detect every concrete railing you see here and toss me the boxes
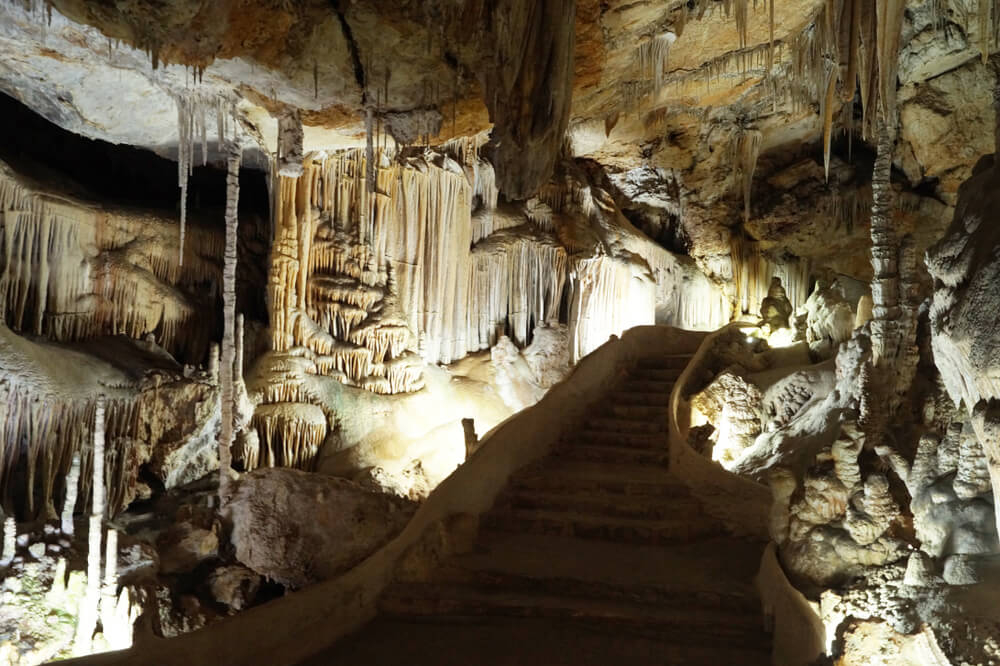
[67,325,706,666]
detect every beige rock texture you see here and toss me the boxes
[226,467,415,588]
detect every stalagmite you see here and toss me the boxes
[73,395,105,655]
[60,451,80,535]
[869,122,899,368]
[219,143,241,504]
[99,526,118,641]
[235,313,245,386]
[1,516,14,566]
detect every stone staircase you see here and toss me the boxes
[304,354,772,665]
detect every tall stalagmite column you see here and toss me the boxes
[73,395,105,654]
[868,115,899,367]
[219,143,241,505]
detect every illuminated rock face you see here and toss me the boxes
[4,0,1000,663]
[226,467,415,589]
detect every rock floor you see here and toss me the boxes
[301,354,773,665]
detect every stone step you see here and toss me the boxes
[553,443,669,466]
[448,532,767,604]
[482,508,726,545]
[606,390,672,406]
[629,367,684,382]
[602,404,668,419]
[378,585,770,650]
[573,430,665,449]
[308,617,772,666]
[582,417,664,434]
[510,461,687,497]
[429,561,760,613]
[495,489,698,521]
[619,379,676,394]
[635,355,692,370]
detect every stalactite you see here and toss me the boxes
[822,62,838,183]
[468,229,567,351]
[637,32,675,95]
[875,0,906,132]
[732,127,763,223]
[250,403,326,471]
[1,166,222,361]
[568,255,657,362]
[219,143,241,505]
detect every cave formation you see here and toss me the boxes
[1,0,1000,664]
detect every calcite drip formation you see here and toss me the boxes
[2,0,1000,662]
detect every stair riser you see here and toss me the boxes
[630,369,685,381]
[635,357,691,370]
[553,447,668,466]
[572,432,664,449]
[377,602,768,649]
[483,514,725,545]
[584,418,665,434]
[511,477,687,497]
[604,405,668,419]
[497,495,699,520]
[608,392,671,406]
[619,381,675,393]
[425,568,763,614]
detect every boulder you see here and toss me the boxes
[227,468,415,588]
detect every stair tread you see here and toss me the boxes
[306,617,771,666]
[381,582,767,633]
[446,532,765,596]
[499,488,697,512]
[516,460,682,484]
[554,443,669,460]
[487,507,722,530]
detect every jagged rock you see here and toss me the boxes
[207,565,262,613]
[143,380,221,489]
[116,541,160,586]
[802,280,855,357]
[691,368,763,464]
[898,60,997,202]
[156,521,219,575]
[226,468,415,588]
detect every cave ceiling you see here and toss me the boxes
[0,0,996,277]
